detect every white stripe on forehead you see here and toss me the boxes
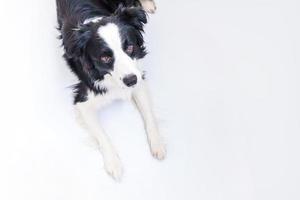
[97,23,122,52]
[83,16,103,25]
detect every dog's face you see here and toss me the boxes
[64,8,147,91]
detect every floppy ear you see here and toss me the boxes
[62,24,93,58]
[115,6,147,31]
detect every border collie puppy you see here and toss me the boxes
[56,0,165,180]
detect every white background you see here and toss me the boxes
[0,0,300,200]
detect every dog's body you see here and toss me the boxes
[56,0,165,180]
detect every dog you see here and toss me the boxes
[56,0,165,180]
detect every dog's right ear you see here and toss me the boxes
[114,6,147,31]
[62,23,93,58]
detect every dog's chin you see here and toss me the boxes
[116,79,141,90]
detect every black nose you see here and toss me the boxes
[123,74,137,87]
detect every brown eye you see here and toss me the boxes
[100,56,112,63]
[126,45,134,54]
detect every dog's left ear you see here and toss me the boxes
[115,6,147,31]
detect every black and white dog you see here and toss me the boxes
[56,0,165,180]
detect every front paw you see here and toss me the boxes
[150,140,166,160]
[140,0,157,14]
[104,155,123,181]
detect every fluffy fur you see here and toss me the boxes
[56,0,165,180]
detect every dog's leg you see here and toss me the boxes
[76,103,123,180]
[139,0,157,14]
[133,82,166,160]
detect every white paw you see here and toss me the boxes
[104,156,123,181]
[150,140,166,160]
[141,0,157,14]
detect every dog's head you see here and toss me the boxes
[63,7,147,91]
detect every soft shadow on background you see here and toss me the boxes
[0,0,299,200]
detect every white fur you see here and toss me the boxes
[75,22,165,180]
[75,98,123,180]
[132,83,166,160]
[83,16,103,24]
